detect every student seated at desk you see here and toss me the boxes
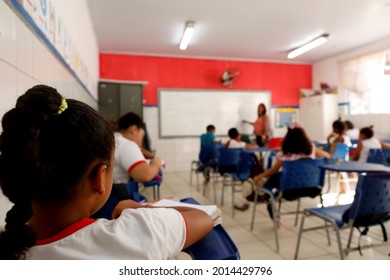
[0,85,213,259]
[225,128,263,210]
[327,119,352,155]
[200,124,220,145]
[251,123,330,222]
[200,124,220,185]
[114,112,162,184]
[225,128,258,149]
[353,126,390,162]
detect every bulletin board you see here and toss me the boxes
[274,107,298,128]
[158,89,271,138]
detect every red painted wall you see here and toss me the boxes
[100,54,312,106]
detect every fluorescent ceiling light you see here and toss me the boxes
[287,34,329,59]
[179,21,195,50]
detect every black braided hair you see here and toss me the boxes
[0,85,114,259]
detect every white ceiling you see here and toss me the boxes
[86,0,390,64]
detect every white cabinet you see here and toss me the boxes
[299,94,338,141]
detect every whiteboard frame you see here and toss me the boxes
[158,88,271,139]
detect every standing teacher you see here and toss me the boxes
[242,103,270,147]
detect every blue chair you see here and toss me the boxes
[180,197,240,260]
[190,143,223,193]
[324,143,350,193]
[366,148,384,164]
[142,171,163,200]
[295,173,390,259]
[217,148,241,216]
[217,148,258,218]
[332,143,349,161]
[250,158,326,253]
[383,148,390,166]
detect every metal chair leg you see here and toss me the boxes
[294,211,306,259]
[232,183,235,218]
[294,199,301,226]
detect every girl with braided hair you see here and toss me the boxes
[0,85,212,259]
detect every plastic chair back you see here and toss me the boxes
[280,158,326,192]
[382,148,390,166]
[217,148,242,175]
[347,173,390,223]
[199,143,223,166]
[332,143,349,161]
[366,148,384,164]
[237,151,258,180]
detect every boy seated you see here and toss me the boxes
[225,128,258,149]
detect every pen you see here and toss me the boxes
[139,199,147,205]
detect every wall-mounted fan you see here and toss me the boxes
[220,69,240,87]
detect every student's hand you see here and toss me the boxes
[150,157,162,168]
[112,199,146,219]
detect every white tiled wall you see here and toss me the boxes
[0,0,98,225]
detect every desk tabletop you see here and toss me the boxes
[320,161,390,173]
[243,147,277,153]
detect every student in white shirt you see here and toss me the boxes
[353,126,390,162]
[225,127,258,149]
[114,112,162,184]
[0,85,213,260]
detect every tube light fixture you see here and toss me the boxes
[179,21,195,50]
[384,54,390,75]
[287,34,329,59]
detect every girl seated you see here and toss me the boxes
[353,126,390,162]
[0,85,213,259]
[252,123,330,222]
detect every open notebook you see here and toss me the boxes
[152,199,222,227]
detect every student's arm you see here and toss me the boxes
[253,159,283,185]
[245,143,259,149]
[141,147,154,159]
[381,141,390,149]
[353,142,363,161]
[327,132,335,144]
[113,200,213,248]
[242,120,254,126]
[314,147,331,159]
[130,157,162,183]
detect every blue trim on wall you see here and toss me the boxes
[271,105,299,109]
[8,0,97,102]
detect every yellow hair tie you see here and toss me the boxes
[57,99,68,115]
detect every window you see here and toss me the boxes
[339,49,390,114]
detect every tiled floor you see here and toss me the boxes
[140,171,390,260]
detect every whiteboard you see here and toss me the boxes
[158,89,271,138]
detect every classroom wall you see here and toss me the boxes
[312,36,390,137]
[0,0,99,226]
[100,53,312,172]
[100,54,312,106]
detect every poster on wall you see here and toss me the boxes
[6,0,95,98]
[274,107,298,128]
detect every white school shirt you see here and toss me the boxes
[113,132,146,184]
[27,208,187,260]
[359,137,382,162]
[226,139,246,148]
